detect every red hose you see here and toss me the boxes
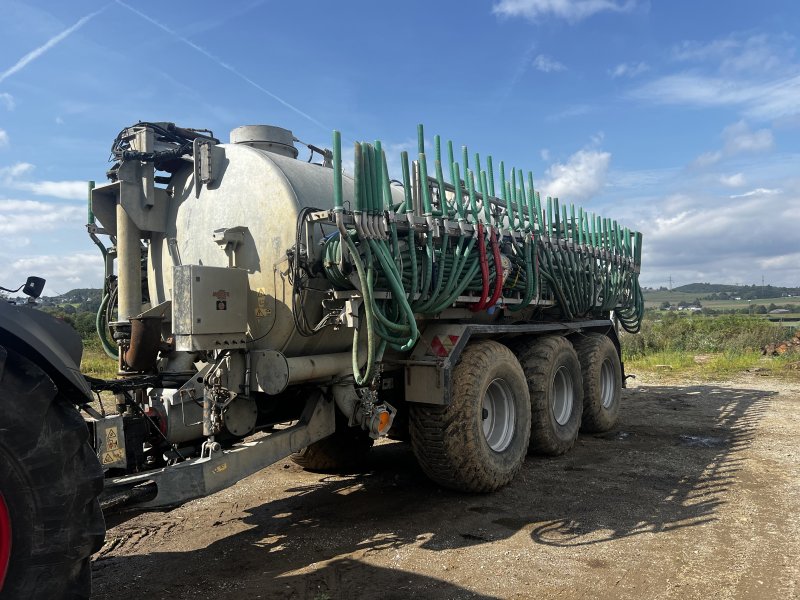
[470,221,490,312]
[486,227,503,308]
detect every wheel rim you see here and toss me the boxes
[0,493,11,590]
[600,358,616,409]
[482,378,516,452]
[551,366,574,426]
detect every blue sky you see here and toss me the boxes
[1,0,799,294]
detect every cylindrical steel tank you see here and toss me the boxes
[147,127,401,358]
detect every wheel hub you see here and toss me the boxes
[482,378,516,452]
[551,366,574,426]
[0,493,11,590]
[600,359,615,408]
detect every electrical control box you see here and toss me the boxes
[172,264,249,351]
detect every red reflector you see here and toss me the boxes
[429,334,459,357]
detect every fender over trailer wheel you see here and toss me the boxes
[573,333,622,433]
[517,335,583,456]
[0,346,105,600]
[409,340,531,493]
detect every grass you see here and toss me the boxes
[621,313,800,380]
[80,339,118,380]
[625,350,798,380]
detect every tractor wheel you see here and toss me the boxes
[291,417,374,473]
[573,333,622,433]
[409,340,531,492]
[0,346,105,600]
[517,336,583,456]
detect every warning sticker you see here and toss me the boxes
[255,288,271,318]
[102,448,126,465]
[105,427,119,450]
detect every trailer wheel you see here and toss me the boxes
[409,340,531,492]
[518,336,583,456]
[573,333,622,433]
[0,346,105,600]
[291,418,374,473]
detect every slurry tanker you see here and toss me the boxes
[0,121,643,597]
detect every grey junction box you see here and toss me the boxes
[172,264,249,351]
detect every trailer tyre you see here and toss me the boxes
[409,340,531,493]
[518,336,583,456]
[291,418,374,473]
[0,346,105,600]
[573,334,622,433]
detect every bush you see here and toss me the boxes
[621,314,792,358]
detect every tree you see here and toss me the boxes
[659,301,671,310]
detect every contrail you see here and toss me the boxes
[115,0,330,133]
[0,7,107,84]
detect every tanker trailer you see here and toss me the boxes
[84,120,644,508]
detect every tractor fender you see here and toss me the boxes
[0,301,92,402]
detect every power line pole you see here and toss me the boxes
[668,275,673,291]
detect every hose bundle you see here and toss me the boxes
[322,126,644,383]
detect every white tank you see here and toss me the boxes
[147,126,397,357]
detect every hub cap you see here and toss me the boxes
[600,359,615,409]
[0,493,11,590]
[552,366,574,426]
[482,378,516,452]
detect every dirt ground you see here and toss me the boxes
[91,374,800,600]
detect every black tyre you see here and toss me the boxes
[0,346,105,600]
[409,340,531,492]
[291,417,374,473]
[573,333,622,433]
[517,336,583,456]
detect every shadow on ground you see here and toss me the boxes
[92,384,774,599]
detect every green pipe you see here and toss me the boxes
[87,180,96,224]
[333,132,343,210]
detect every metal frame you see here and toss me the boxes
[400,319,617,405]
[103,392,335,509]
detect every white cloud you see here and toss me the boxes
[541,148,611,201]
[721,120,773,154]
[624,188,800,288]
[610,61,648,78]
[493,0,636,22]
[0,129,8,148]
[0,162,89,200]
[0,8,106,84]
[672,34,787,75]
[0,162,34,178]
[545,104,593,122]
[729,187,782,199]
[540,148,551,161]
[0,93,13,110]
[630,33,800,121]
[5,253,103,294]
[719,173,745,188]
[691,151,722,168]
[0,199,84,234]
[533,54,566,73]
[691,121,773,169]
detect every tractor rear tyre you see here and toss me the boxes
[517,336,583,456]
[409,340,531,492]
[0,346,105,600]
[573,333,622,433]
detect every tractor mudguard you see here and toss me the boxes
[0,301,92,402]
